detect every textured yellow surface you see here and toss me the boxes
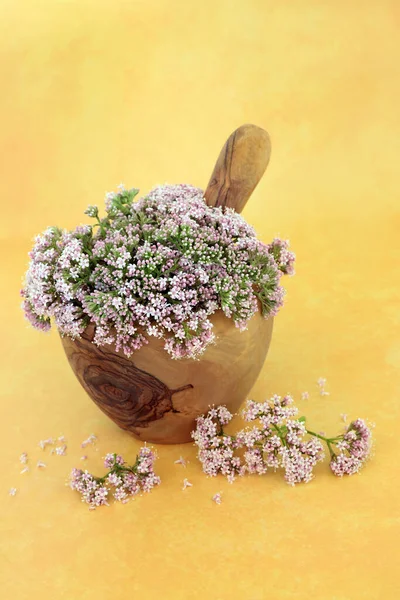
[1,1,399,598]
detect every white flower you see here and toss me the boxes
[39,437,55,450]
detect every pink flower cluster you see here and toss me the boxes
[192,399,324,485]
[192,398,373,486]
[243,397,325,485]
[192,405,244,483]
[21,183,295,359]
[69,447,160,509]
[330,418,373,476]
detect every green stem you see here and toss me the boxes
[306,429,328,442]
[94,459,140,484]
[272,423,288,446]
[306,429,337,458]
[326,441,335,458]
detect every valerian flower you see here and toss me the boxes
[191,405,244,483]
[21,183,295,360]
[69,447,160,509]
[330,419,373,476]
[192,396,373,486]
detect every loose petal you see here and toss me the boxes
[81,434,97,448]
[39,438,55,450]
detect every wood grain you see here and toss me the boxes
[61,312,273,444]
[204,124,271,214]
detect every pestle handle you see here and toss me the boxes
[204,124,271,214]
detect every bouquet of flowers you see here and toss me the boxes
[21,183,295,360]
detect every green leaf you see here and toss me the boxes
[298,416,306,423]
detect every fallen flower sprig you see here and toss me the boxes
[192,397,373,486]
[69,447,160,509]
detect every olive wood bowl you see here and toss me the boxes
[61,124,273,443]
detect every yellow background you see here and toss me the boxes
[1,1,399,598]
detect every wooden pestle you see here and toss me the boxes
[204,124,271,214]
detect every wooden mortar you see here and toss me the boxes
[61,124,273,444]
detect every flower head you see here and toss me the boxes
[69,469,109,509]
[104,453,124,469]
[84,205,99,219]
[330,419,373,477]
[191,406,244,483]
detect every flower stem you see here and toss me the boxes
[272,423,288,446]
[306,429,327,441]
[94,460,140,484]
[326,441,335,458]
[306,429,336,458]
